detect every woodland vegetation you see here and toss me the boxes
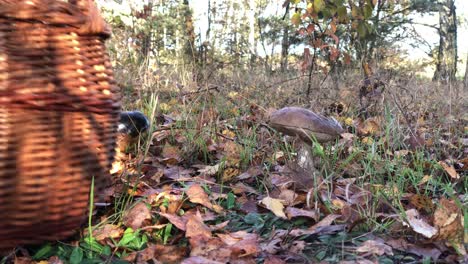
[6,0,467,263]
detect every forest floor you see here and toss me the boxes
[5,69,467,264]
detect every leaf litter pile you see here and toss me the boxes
[12,90,467,264]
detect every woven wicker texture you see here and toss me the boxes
[0,0,120,251]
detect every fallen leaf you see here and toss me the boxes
[92,224,124,242]
[47,256,63,264]
[185,213,212,239]
[124,243,187,264]
[264,255,286,264]
[433,198,463,242]
[210,220,230,231]
[232,182,258,195]
[189,236,232,263]
[222,167,239,182]
[187,184,213,209]
[409,194,434,213]
[438,161,460,180]
[356,240,393,256]
[123,202,152,230]
[285,207,319,221]
[217,231,260,257]
[386,238,441,260]
[261,197,286,219]
[289,224,346,236]
[181,256,225,264]
[161,144,182,165]
[159,212,187,231]
[309,214,340,232]
[236,166,263,180]
[404,209,438,239]
[198,164,221,176]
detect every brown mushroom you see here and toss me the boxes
[268,107,344,172]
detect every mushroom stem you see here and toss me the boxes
[296,141,316,173]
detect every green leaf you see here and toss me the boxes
[70,247,84,264]
[291,12,302,26]
[32,244,54,260]
[227,192,236,209]
[363,4,373,19]
[314,0,324,12]
[102,245,112,256]
[118,228,138,246]
[316,250,327,260]
[163,223,173,244]
[357,22,367,38]
[337,6,347,20]
[82,237,104,253]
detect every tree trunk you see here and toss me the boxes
[280,10,290,73]
[464,53,468,88]
[182,0,195,62]
[137,1,153,63]
[248,0,257,67]
[433,0,457,83]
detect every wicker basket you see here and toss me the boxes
[0,0,120,250]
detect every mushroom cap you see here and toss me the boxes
[268,107,344,144]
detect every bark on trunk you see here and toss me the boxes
[433,0,457,83]
[464,53,468,88]
[280,10,290,72]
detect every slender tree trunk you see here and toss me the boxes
[280,10,290,72]
[182,0,195,62]
[433,0,457,83]
[464,53,468,88]
[137,1,153,63]
[248,0,257,67]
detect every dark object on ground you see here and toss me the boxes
[118,111,150,137]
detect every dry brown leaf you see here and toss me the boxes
[189,236,232,263]
[181,256,225,264]
[290,224,346,237]
[92,224,124,242]
[222,167,240,182]
[231,182,258,195]
[278,189,298,206]
[159,212,187,231]
[264,256,287,264]
[433,198,463,242]
[404,209,438,239]
[236,166,263,180]
[386,238,442,260]
[217,231,260,257]
[187,184,213,209]
[164,166,193,180]
[185,213,212,239]
[123,202,152,230]
[260,197,286,219]
[198,164,221,176]
[161,144,182,165]
[285,207,319,221]
[409,194,434,213]
[356,117,381,136]
[210,220,230,231]
[290,240,306,254]
[124,243,187,264]
[47,256,63,264]
[356,240,393,256]
[438,161,460,180]
[309,214,341,232]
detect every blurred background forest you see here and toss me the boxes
[95,0,467,110]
